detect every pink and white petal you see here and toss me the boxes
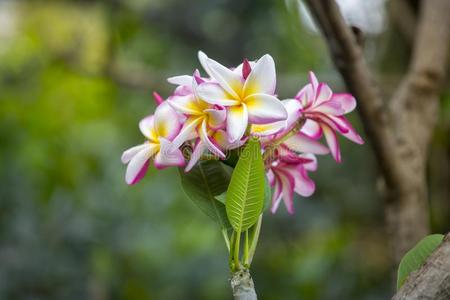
[301,119,322,139]
[313,100,345,115]
[290,166,315,197]
[167,75,193,86]
[267,169,275,186]
[284,132,330,155]
[171,116,202,148]
[125,144,159,185]
[185,140,206,172]
[121,143,151,164]
[154,138,185,169]
[199,119,225,158]
[282,99,303,129]
[168,95,202,115]
[251,121,285,136]
[205,108,226,130]
[308,71,319,91]
[196,82,240,106]
[277,170,296,214]
[243,54,276,95]
[233,60,256,77]
[300,153,318,171]
[270,178,283,214]
[154,102,182,140]
[205,57,243,98]
[314,114,349,134]
[153,92,164,105]
[245,93,287,124]
[333,116,364,144]
[173,85,193,96]
[332,93,356,113]
[314,83,333,105]
[211,129,246,150]
[227,104,249,143]
[322,124,341,163]
[295,84,315,108]
[198,51,212,77]
[139,115,158,141]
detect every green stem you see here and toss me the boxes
[243,230,249,267]
[248,215,263,265]
[262,117,306,161]
[222,228,230,252]
[234,231,241,270]
[229,231,236,270]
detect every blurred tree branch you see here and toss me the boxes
[304,0,450,270]
[392,233,450,300]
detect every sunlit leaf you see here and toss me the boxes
[396,234,444,289]
[225,138,265,233]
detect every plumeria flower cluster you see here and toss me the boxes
[122,51,364,214]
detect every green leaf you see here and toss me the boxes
[179,160,231,229]
[397,234,444,289]
[225,137,265,233]
[216,176,271,210]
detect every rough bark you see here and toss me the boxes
[230,269,257,300]
[305,0,450,265]
[392,233,450,300]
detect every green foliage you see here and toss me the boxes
[397,234,444,289]
[225,138,265,233]
[179,161,231,229]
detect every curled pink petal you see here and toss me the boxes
[322,124,341,163]
[153,92,164,105]
[242,59,251,80]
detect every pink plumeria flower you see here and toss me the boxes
[196,51,288,143]
[267,149,317,214]
[293,71,364,162]
[121,102,185,185]
[167,72,239,170]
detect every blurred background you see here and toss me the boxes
[0,0,449,299]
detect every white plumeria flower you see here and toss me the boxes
[196,51,288,143]
[121,102,185,185]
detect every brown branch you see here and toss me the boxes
[304,0,404,190]
[304,0,450,265]
[388,0,417,44]
[392,233,450,300]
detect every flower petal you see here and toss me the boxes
[196,82,240,106]
[245,93,287,124]
[291,166,315,197]
[121,143,150,164]
[301,119,322,139]
[284,132,330,155]
[205,107,226,130]
[172,116,202,148]
[167,75,193,86]
[332,93,356,113]
[243,54,276,95]
[205,57,242,99]
[199,119,225,158]
[212,129,246,150]
[154,138,185,169]
[277,169,295,214]
[125,144,159,185]
[185,140,206,172]
[198,51,212,77]
[308,71,319,91]
[270,177,283,214]
[332,116,364,144]
[314,83,333,105]
[168,95,202,115]
[154,102,182,140]
[139,115,158,141]
[227,104,248,143]
[322,124,341,162]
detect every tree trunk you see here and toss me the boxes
[230,269,257,300]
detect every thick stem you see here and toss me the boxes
[230,269,257,300]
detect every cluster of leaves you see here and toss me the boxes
[180,138,269,271]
